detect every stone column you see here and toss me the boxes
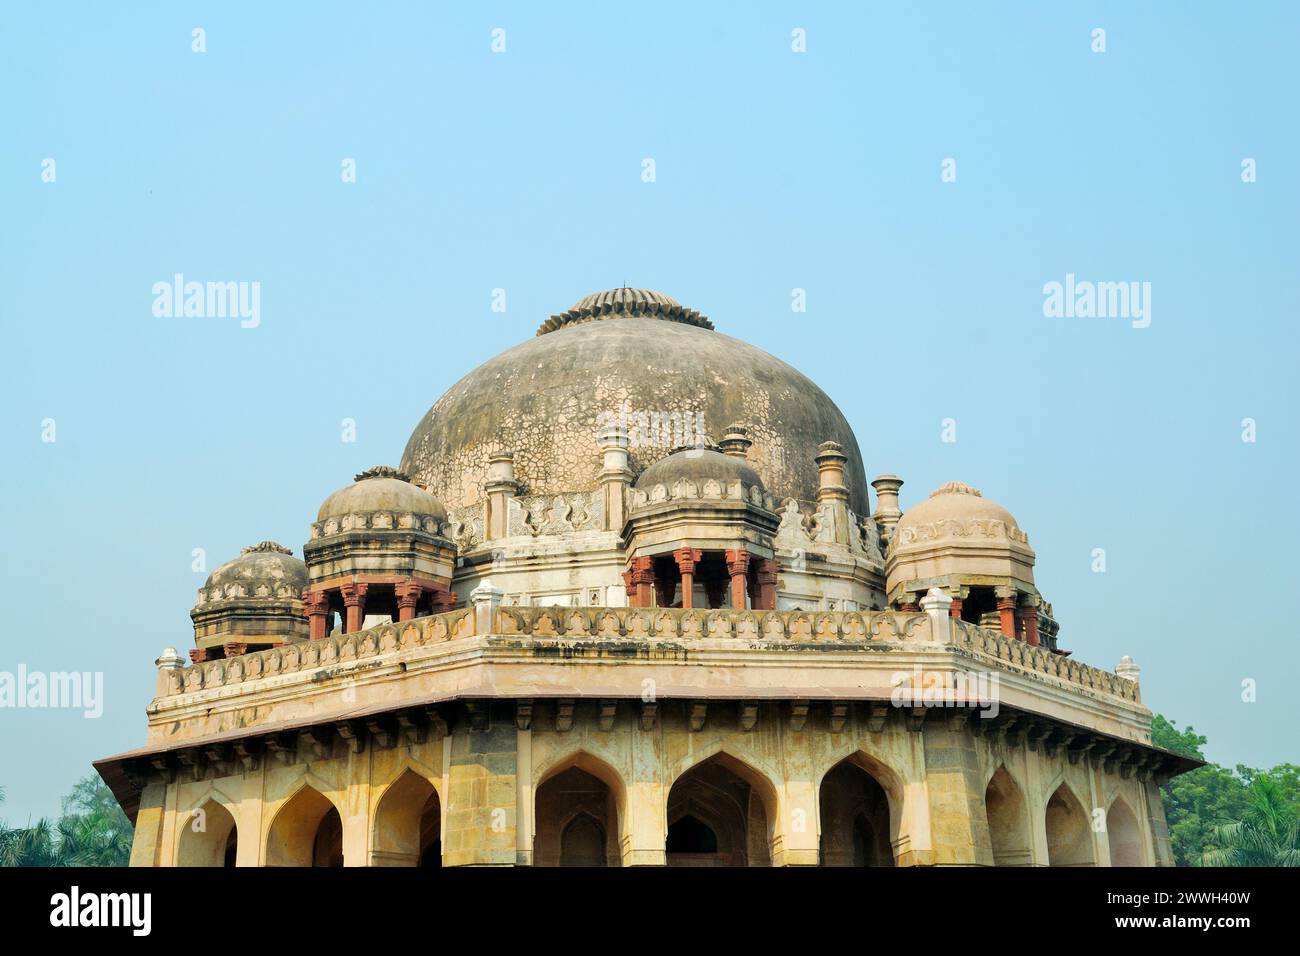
[396,579,423,623]
[628,556,655,608]
[756,558,779,610]
[921,721,995,865]
[673,548,701,609]
[724,549,750,609]
[899,594,921,613]
[341,582,368,633]
[1017,595,1040,647]
[920,587,953,643]
[484,452,519,542]
[303,589,329,640]
[431,586,458,613]
[948,586,966,620]
[995,586,1018,640]
[815,440,851,546]
[597,423,632,532]
[871,474,904,542]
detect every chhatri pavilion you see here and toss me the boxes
[97,287,1196,867]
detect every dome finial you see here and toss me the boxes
[536,288,714,335]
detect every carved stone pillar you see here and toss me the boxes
[995,587,1018,641]
[629,556,655,608]
[756,558,779,610]
[597,423,632,532]
[899,594,921,613]
[870,474,904,543]
[303,589,329,640]
[724,549,750,610]
[815,441,851,547]
[222,641,248,658]
[673,548,702,609]
[484,452,519,542]
[948,586,967,620]
[430,586,457,613]
[396,579,424,623]
[1017,596,1041,647]
[341,582,368,633]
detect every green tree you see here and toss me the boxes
[1202,776,1300,866]
[0,776,132,867]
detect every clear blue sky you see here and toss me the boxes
[2,2,1296,823]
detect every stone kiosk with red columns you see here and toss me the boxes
[621,442,780,609]
[884,480,1062,653]
[302,466,458,638]
[188,541,309,662]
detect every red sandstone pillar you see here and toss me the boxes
[396,580,424,623]
[949,595,963,619]
[627,556,655,608]
[430,586,458,613]
[1018,604,1040,647]
[996,589,1018,640]
[341,582,368,633]
[725,549,750,610]
[899,595,921,613]
[756,558,779,610]
[303,589,329,640]
[674,548,701,609]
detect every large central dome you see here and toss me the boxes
[399,289,869,514]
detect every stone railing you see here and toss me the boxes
[158,605,1137,705]
[952,620,1140,703]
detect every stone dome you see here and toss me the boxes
[636,448,764,491]
[317,466,448,523]
[198,542,308,604]
[894,482,1022,536]
[400,289,869,513]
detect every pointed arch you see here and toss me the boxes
[265,783,346,867]
[1044,782,1095,867]
[1106,796,1145,866]
[984,765,1031,866]
[818,752,900,866]
[176,797,238,867]
[371,767,442,867]
[534,750,627,867]
[815,748,906,859]
[665,751,780,867]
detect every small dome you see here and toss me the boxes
[635,447,764,491]
[894,481,1021,535]
[200,541,308,601]
[317,466,448,523]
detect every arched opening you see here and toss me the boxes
[1106,798,1144,866]
[666,753,775,867]
[985,767,1031,866]
[176,799,238,867]
[819,757,895,866]
[266,785,345,867]
[534,761,622,867]
[372,769,442,867]
[1045,783,1095,867]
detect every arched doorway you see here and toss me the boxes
[534,761,621,867]
[266,785,345,867]
[176,799,238,867]
[1045,783,1095,866]
[1106,798,1144,866]
[819,756,895,866]
[372,769,441,867]
[985,767,1031,866]
[666,754,775,867]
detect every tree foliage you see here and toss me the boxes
[0,775,133,867]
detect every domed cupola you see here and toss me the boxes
[190,541,308,661]
[302,466,457,638]
[623,435,781,612]
[887,481,1045,646]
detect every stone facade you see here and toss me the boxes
[98,287,1196,866]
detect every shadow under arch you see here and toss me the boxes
[816,748,905,859]
[1105,795,1145,866]
[534,750,629,867]
[984,765,1032,866]
[665,751,780,867]
[176,797,238,867]
[818,750,903,866]
[1045,781,1095,867]
[371,767,442,867]
[265,783,346,867]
